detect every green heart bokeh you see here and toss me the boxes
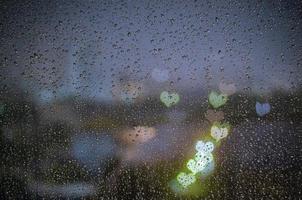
[160,91,180,107]
[208,91,228,109]
[177,172,196,188]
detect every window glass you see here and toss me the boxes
[0,0,301,199]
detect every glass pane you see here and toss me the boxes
[1,0,301,199]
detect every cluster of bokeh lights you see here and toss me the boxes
[170,89,232,195]
[176,140,215,188]
[122,76,271,194]
[175,124,230,190]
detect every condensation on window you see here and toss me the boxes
[0,0,301,199]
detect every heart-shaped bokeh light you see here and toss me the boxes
[177,172,196,188]
[151,68,169,83]
[195,141,214,153]
[208,91,228,109]
[219,81,237,96]
[160,91,180,107]
[205,109,224,122]
[255,101,271,117]
[210,125,229,141]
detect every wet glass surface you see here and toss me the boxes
[0,0,301,199]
